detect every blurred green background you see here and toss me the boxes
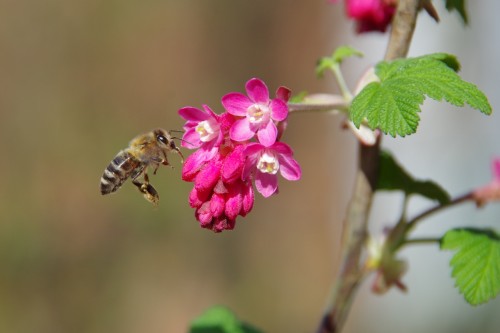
[0,1,498,333]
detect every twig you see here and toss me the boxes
[405,192,473,233]
[401,237,440,247]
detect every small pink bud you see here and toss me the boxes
[210,193,226,217]
[194,156,222,192]
[241,181,254,216]
[182,149,206,181]
[225,182,243,220]
[221,145,245,183]
[189,187,210,208]
[196,202,214,226]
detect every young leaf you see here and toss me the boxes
[332,45,364,64]
[441,228,500,306]
[350,53,492,137]
[445,0,468,24]
[190,306,263,333]
[316,46,363,78]
[377,150,450,204]
[316,57,335,78]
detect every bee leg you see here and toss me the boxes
[153,163,161,175]
[161,151,173,169]
[142,183,159,206]
[132,172,159,205]
[149,157,169,175]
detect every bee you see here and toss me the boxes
[100,128,184,205]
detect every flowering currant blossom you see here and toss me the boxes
[473,158,500,207]
[242,142,301,198]
[329,0,396,33]
[178,105,223,162]
[178,78,300,232]
[222,78,289,147]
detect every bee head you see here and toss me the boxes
[154,129,184,163]
[154,129,173,147]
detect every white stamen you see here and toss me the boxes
[247,103,270,124]
[196,119,220,142]
[257,151,279,175]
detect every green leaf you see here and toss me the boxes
[332,45,364,64]
[424,52,460,72]
[377,150,450,204]
[316,46,363,78]
[350,53,492,137]
[441,228,500,305]
[190,306,264,333]
[445,0,468,24]
[289,91,308,103]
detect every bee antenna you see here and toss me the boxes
[171,136,196,147]
[169,129,185,134]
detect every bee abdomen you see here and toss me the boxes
[100,151,140,195]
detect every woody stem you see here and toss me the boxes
[315,1,421,332]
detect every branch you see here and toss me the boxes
[385,0,421,61]
[316,1,421,332]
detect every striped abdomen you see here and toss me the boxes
[100,151,143,195]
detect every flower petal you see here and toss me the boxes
[230,118,255,142]
[178,106,209,122]
[271,141,293,155]
[219,112,237,134]
[240,181,254,216]
[255,172,278,198]
[270,98,288,121]
[278,154,301,181]
[257,120,277,147]
[242,158,255,181]
[181,128,202,149]
[222,93,252,116]
[202,104,219,120]
[241,143,263,180]
[473,157,500,207]
[182,120,198,131]
[243,142,265,156]
[246,78,269,104]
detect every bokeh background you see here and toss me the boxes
[0,1,498,333]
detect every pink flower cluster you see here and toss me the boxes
[330,0,396,33]
[473,158,500,207]
[179,78,302,232]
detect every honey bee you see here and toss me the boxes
[100,128,184,205]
